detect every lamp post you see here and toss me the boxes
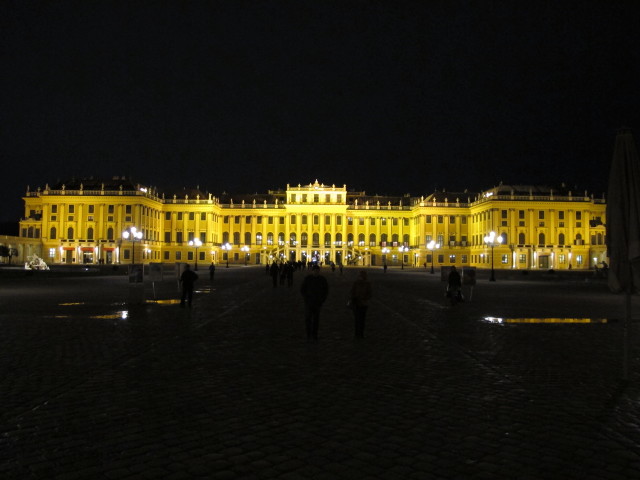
[484,231,503,282]
[398,245,408,269]
[427,240,440,274]
[122,227,143,264]
[222,242,231,268]
[188,238,202,270]
[241,245,249,265]
[382,247,389,268]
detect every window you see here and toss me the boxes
[314,215,319,225]
[267,233,274,245]
[559,254,566,264]
[165,212,171,220]
[87,227,94,240]
[576,255,583,266]
[539,233,545,245]
[325,194,330,202]
[538,211,545,219]
[256,233,263,245]
[126,205,132,214]
[52,205,58,213]
[337,216,342,225]
[426,216,432,224]
[234,216,240,224]
[314,194,319,203]
[576,212,582,220]
[450,216,455,223]
[50,227,56,239]
[188,252,194,261]
[519,210,524,219]
[88,205,95,214]
[518,232,525,244]
[67,227,74,239]
[501,210,507,219]
[559,211,565,219]
[404,218,409,226]
[302,215,307,225]
[178,213,183,221]
[359,218,365,226]
[165,232,171,243]
[290,194,296,203]
[164,251,170,260]
[302,194,307,202]
[519,254,527,264]
[301,233,308,247]
[313,233,320,246]
[176,232,183,244]
[68,205,75,213]
[107,227,114,241]
[337,194,342,203]
[224,216,229,223]
[370,218,375,226]
[325,215,330,225]
[381,218,387,226]
[461,255,468,263]
[324,233,331,247]
[449,255,456,264]
[176,251,182,260]
[291,215,296,224]
[438,215,443,224]
[559,233,565,245]
[279,217,284,225]
[268,217,273,224]
[201,213,206,221]
[358,234,365,247]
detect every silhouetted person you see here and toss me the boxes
[447,266,462,304]
[300,265,329,342]
[350,270,372,339]
[209,262,216,281]
[270,262,279,287]
[180,264,199,308]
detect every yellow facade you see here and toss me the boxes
[19,178,607,270]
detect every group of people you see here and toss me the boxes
[300,265,372,342]
[180,260,374,341]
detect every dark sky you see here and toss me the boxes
[2,0,639,221]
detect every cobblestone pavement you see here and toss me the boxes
[0,266,639,479]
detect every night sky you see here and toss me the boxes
[2,0,640,222]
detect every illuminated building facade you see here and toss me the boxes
[19,177,607,270]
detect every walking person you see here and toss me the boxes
[180,264,199,308]
[208,262,215,281]
[300,264,329,342]
[447,265,462,305]
[350,270,372,339]
[269,261,279,287]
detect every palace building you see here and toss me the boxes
[18,176,607,270]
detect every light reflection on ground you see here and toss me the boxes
[147,299,182,306]
[90,311,129,320]
[58,302,85,306]
[483,317,609,324]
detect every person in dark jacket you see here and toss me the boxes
[350,270,372,339]
[180,264,199,307]
[300,265,329,342]
[447,266,462,305]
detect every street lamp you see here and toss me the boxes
[484,231,503,282]
[382,247,389,268]
[241,245,249,265]
[188,238,202,270]
[427,240,440,274]
[399,245,408,269]
[122,226,143,264]
[222,242,231,268]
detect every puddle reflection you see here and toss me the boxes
[90,311,129,320]
[147,299,182,306]
[483,317,608,324]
